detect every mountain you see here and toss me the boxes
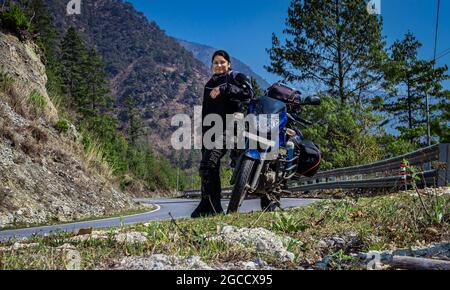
[177,39,271,90]
[42,0,209,162]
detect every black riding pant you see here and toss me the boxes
[199,148,228,199]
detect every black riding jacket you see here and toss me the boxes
[201,70,253,137]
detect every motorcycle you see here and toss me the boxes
[227,82,321,213]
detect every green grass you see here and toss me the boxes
[27,89,46,116]
[55,118,70,134]
[1,192,448,270]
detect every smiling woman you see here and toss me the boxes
[190,49,254,218]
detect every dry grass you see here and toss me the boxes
[0,116,19,147]
[3,86,30,118]
[25,122,48,144]
[19,137,41,157]
[82,133,115,180]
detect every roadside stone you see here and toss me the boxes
[57,243,76,250]
[115,231,147,244]
[113,254,213,270]
[254,257,268,268]
[210,226,295,262]
[0,242,39,252]
[221,225,235,234]
[316,240,328,248]
[241,261,258,270]
[55,244,81,270]
[70,233,109,242]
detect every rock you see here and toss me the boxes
[65,249,81,270]
[221,225,235,234]
[115,232,147,244]
[12,242,39,250]
[316,240,328,248]
[113,254,213,270]
[209,226,295,262]
[57,243,76,250]
[241,261,258,270]
[331,237,346,247]
[68,124,79,141]
[254,257,268,268]
[0,30,139,228]
[0,242,38,252]
[70,233,109,242]
[315,262,328,270]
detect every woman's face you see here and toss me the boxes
[212,55,231,74]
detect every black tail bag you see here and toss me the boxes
[293,139,321,177]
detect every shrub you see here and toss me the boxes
[55,118,70,134]
[0,4,31,32]
[0,3,32,33]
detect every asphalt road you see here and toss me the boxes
[0,198,319,241]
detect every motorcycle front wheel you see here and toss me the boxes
[227,158,255,214]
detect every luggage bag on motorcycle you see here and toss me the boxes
[294,139,321,177]
[266,82,301,105]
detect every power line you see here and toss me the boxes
[435,48,450,61]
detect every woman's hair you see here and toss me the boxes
[211,50,231,64]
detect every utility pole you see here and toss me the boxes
[427,0,441,146]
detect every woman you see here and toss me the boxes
[191,50,253,218]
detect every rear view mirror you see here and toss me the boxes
[301,95,321,105]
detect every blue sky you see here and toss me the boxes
[129,0,450,89]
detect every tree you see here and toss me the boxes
[251,78,262,98]
[84,49,112,117]
[300,94,381,169]
[123,96,145,147]
[60,27,88,111]
[18,0,61,94]
[374,32,450,145]
[266,0,386,104]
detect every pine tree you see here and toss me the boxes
[374,33,450,145]
[60,27,88,111]
[84,49,112,117]
[18,0,61,94]
[251,78,262,98]
[123,95,145,147]
[266,0,386,104]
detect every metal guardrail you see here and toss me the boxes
[181,144,449,197]
[290,143,449,191]
[182,188,232,198]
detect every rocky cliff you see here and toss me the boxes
[0,30,137,228]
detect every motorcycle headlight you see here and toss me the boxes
[257,115,280,134]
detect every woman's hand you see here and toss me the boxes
[210,87,221,99]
